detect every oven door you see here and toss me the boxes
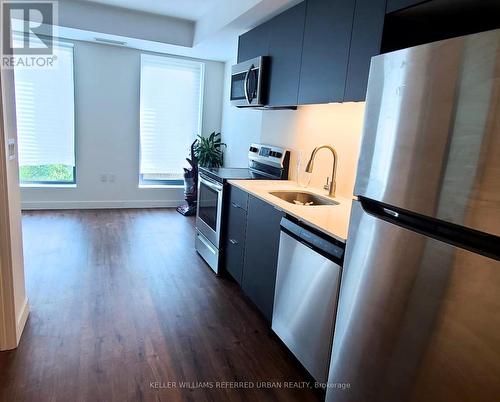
[196,174,223,248]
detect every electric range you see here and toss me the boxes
[195,143,290,273]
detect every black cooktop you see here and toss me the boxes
[199,167,268,183]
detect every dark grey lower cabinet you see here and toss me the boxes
[224,186,249,285]
[242,195,285,322]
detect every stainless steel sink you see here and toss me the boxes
[269,191,339,206]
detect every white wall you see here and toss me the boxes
[21,40,225,210]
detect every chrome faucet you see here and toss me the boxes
[305,145,338,197]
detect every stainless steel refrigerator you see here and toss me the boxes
[326,29,500,402]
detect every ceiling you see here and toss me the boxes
[56,0,301,61]
[81,0,223,21]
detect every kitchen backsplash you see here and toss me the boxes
[260,102,365,199]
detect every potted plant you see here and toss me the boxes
[193,131,226,168]
[176,132,226,216]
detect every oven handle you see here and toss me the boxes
[199,175,223,192]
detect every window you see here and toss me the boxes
[140,54,204,185]
[14,42,76,185]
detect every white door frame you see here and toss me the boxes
[0,72,18,350]
[0,69,29,351]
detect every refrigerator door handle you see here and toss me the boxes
[359,197,500,261]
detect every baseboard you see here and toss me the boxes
[21,199,186,210]
[16,297,29,344]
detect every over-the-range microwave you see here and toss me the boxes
[230,56,268,107]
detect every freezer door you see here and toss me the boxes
[326,201,500,402]
[355,29,500,237]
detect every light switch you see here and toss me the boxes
[8,139,16,160]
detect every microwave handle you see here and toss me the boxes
[244,64,253,104]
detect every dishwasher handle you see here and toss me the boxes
[280,217,345,264]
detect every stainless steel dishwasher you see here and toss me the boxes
[272,217,344,384]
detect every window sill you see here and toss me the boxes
[138,184,184,189]
[20,183,77,188]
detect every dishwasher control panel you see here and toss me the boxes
[280,217,344,263]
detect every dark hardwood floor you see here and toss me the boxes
[0,209,322,402]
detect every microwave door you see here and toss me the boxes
[231,56,266,107]
[230,71,247,104]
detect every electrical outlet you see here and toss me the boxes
[8,139,16,160]
[100,174,107,182]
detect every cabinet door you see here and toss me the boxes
[237,22,270,63]
[242,196,284,321]
[343,0,386,101]
[223,186,248,284]
[386,0,427,13]
[267,2,307,107]
[298,0,356,104]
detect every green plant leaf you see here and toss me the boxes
[193,132,226,168]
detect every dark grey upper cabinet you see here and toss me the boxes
[237,22,270,63]
[298,0,356,104]
[386,0,428,13]
[242,195,284,322]
[344,0,387,101]
[236,0,387,104]
[267,2,307,107]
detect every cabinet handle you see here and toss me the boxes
[231,202,243,209]
[229,239,238,245]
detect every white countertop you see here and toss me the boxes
[228,180,353,243]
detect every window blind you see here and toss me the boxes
[140,54,204,180]
[14,42,75,167]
